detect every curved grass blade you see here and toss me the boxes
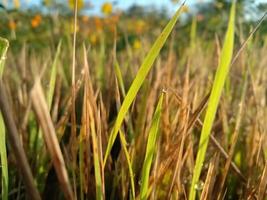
[119,130,135,199]
[140,93,164,200]
[189,3,236,200]
[0,37,9,200]
[103,3,185,166]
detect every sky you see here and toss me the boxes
[6,0,267,15]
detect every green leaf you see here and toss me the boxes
[103,4,184,166]
[119,130,135,199]
[114,59,126,97]
[0,37,9,200]
[189,2,236,200]
[0,37,8,78]
[140,93,164,200]
[47,40,62,111]
[91,122,103,200]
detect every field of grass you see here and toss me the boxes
[0,1,267,199]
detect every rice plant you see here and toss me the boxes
[0,0,267,199]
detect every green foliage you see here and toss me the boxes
[0,1,266,199]
[140,93,164,200]
[189,2,236,200]
[47,40,62,110]
[0,37,9,200]
[0,37,8,77]
[103,4,184,166]
[119,130,135,199]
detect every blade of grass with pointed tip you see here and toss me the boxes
[114,59,126,97]
[31,81,73,200]
[189,3,236,200]
[35,40,62,176]
[0,37,9,200]
[140,93,164,200]
[114,58,135,141]
[119,130,135,199]
[103,4,184,166]
[190,15,197,51]
[47,40,62,110]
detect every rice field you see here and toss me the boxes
[0,1,267,199]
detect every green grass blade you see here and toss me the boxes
[103,4,184,166]
[79,136,84,200]
[91,122,103,200]
[0,116,8,200]
[0,37,8,77]
[189,3,236,200]
[114,59,126,97]
[114,58,135,141]
[140,93,164,200]
[47,40,62,110]
[190,15,197,50]
[119,130,135,199]
[0,37,9,200]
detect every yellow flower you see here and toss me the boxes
[68,0,84,10]
[8,20,16,30]
[31,15,42,28]
[101,2,112,15]
[133,39,141,50]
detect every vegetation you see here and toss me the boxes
[0,0,267,199]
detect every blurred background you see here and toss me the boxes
[0,0,266,51]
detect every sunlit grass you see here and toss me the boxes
[140,93,164,200]
[0,37,9,200]
[103,3,185,166]
[189,2,236,199]
[0,1,267,199]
